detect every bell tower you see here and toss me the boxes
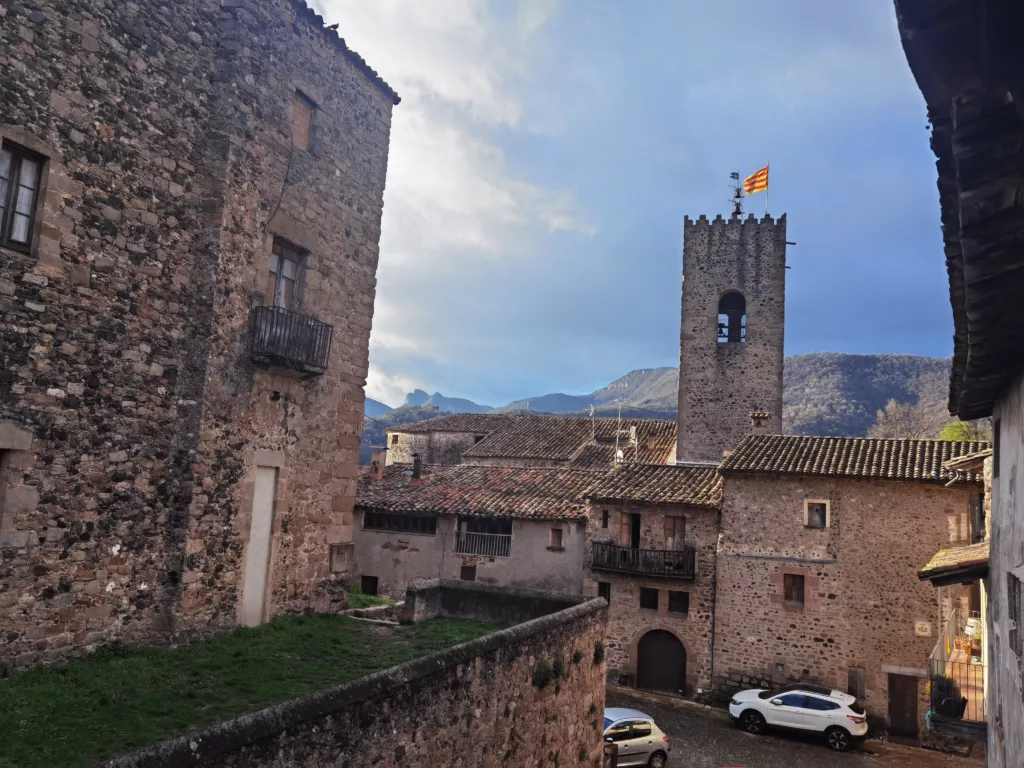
[676,213,787,463]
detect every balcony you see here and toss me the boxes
[454,531,512,559]
[591,541,696,580]
[927,609,987,741]
[249,306,333,378]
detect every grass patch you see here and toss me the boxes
[0,613,495,768]
[346,585,394,609]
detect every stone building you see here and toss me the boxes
[387,413,677,469]
[0,0,397,669]
[353,460,601,598]
[714,435,985,739]
[896,1,1024,762]
[676,214,786,464]
[582,463,722,697]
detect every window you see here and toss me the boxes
[804,500,828,529]
[717,291,746,343]
[1009,572,1022,657]
[803,696,841,711]
[473,434,485,444]
[461,518,511,536]
[994,419,1001,478]
[639,587,659,611]
[668,590,689,615]
[601,510,609,529]
[605,722,631,742]
[848,667,866,699]
[598,581,611,603]
[460,565,476,582]
[549,527,563,549]
[630,721,652,738]
[266,239,303,310]
[291,90,316,151]
[777,693,805,707]
[665,516,686,549]
[0,144,42,253]
[971,493,986,543]
[775,663,785,676]
[390,434,399,446]
[363,511,437,535]
[360,575,378,596]
[783,574,805,607]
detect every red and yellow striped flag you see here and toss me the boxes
[744,165,769,195]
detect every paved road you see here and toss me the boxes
[606,691,982,768]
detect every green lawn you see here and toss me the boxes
[0,614,496,768]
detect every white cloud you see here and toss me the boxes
[365,365,423,407]
[314,0,592,375]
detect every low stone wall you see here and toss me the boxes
[401,578,586,625]
[104,585,608,768]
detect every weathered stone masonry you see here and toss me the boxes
[0,0,397,669]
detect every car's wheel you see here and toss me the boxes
[740,710,766,735]
[647,751,667,768]
[825,726,852,752]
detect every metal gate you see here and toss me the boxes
[636,630,686,694]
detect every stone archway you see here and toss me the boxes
[636,629,687,695]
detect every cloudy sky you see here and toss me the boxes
[314,1,947,409]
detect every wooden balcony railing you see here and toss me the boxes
[591,541,696,579]
[454,531,512,559]
[249,306,333,376]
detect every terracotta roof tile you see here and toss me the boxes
[356,464,604,521]
[720,435,988,486]
[584,464,722,508]
[918,541,990,582]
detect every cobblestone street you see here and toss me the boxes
[606,689,985,768]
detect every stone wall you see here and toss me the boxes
[103,584,609,768]
[987,371,1024,768]
[0,0,395,669]
[353,511,585,598]
[584,500,719,695]
[713,474,975,737]
[676,215,786,463]
[385,430,481,466]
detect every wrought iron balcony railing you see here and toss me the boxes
[249,306,333,376]
[591,541,696,579]
[926,609,987,741]
[454,531,512,559]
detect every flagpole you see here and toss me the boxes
[765,162,770,218]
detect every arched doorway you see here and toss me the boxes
[636,630,686,694]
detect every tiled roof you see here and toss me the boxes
[943,448,993,473]
[918,541,990,584]
[465,416,677,462]
[356,464,605,521]
[289,0,400,104]
[388,413,514,434]
[584,464,722,508]
[570,433,677,470]
[720,435,988,486]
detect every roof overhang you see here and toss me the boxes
[918,541,990,586]
[896,0,1024,420]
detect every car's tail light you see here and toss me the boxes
[847,715,866,724]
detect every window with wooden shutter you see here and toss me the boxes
[267,239,303,310]
[665,516,685,550]
[0,144,43,253]
[620,515,631,547]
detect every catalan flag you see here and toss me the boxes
[744,164,769,195]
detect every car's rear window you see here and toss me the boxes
[849,701,866,715]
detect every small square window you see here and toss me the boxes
[549,527,563,549]
[291,90,316,151]
[598,581,611,603]
[639,588,659,611]
[804,501,828,529]
[601,510,609,529]
[360,575,379,596]
[391,434,399,446]
[783,574,805,607]
[668,591,689,615]
[474,434,485,444]
[460,565,476,582]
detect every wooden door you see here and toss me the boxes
[887,673,919,739]
[636,630,686,695]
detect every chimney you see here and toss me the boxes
[647,435,656,451]
[411,453,423,487]
[750,411,771,435]
[369,449,387,480]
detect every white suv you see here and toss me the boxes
[728,683,868,751]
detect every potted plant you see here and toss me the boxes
[930,675,965,718]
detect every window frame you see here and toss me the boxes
[360,575,379,596]
[363,511,437,536]
[783,573,805,607]
[549,527,564,550]
[0,142,44,254]
[1009,572,1022,658]
[639,587,659,611]
[665,515,686,550]
[460,564,476,582]
[668,590,689,615]
[803,499,830,529]
[390,434,399,446]
[597,581,611,603]
[291,90,317,151]
[601,509,609,529]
